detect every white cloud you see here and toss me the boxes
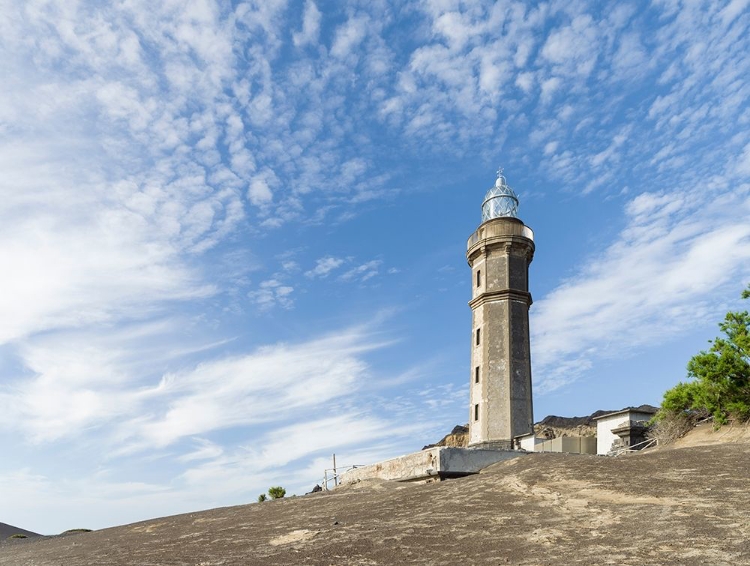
[248,176,274,205]
[612,32,647,73]
[123,329,382,450]
[305,256,345,278]
[0,321,206,443]
[540,76,562,103]
[178,438,224,463]
[0,169,216,344]
[432,11,475,49]
[532,183,750,392]
[330,15,369,59]
[515,71,534,93]
[293,1,322,47]
[341,260,383,282]
[735,142,750,176]
[540,14,599,77]
[281,260,300,272]
[0,325,387,450]
[248,279,295,310]
[719,0,749,27]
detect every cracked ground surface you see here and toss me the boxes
[2,440,749,565]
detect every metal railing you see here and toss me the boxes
[321,464,361,491]
[610,437,657,456]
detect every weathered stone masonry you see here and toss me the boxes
[467,177,535,450]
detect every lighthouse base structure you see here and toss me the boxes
[468,439,514,451]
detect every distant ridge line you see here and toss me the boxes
[0,522,41,539]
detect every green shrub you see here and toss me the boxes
[8,534,27,539]
[257,493,267,503]
[658,284,750,425]
[661,381,701,414]
[61,529,92,535]
[267,486,286,500]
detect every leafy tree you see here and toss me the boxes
[257,493,267,503]
[267,486,286,500]
[661,284,750,424]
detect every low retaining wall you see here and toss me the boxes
[340,447,524,484]
[535,436,596,454]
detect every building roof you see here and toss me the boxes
[593,405,659,421]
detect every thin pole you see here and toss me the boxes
[333,454,338,486]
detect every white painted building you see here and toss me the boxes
[515,432,542,452]
[594,407,658,455]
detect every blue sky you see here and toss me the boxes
[1,0,749,534]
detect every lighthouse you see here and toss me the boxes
[467,170,535,449]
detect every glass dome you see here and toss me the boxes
[481,170,519,221]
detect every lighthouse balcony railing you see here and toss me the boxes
[468,223,534,248]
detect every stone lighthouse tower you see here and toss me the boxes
[467,170,535,449]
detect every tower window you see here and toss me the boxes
[474,404,479,421]
[475,366,479,383]
[476,269,481,287]
[476,327,481,346]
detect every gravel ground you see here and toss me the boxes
[2,442,748,565]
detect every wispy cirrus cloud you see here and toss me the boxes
[341,260,383,283]
[305,256,346,278]
[532,177,750,392]
[526,0,750,391]
[0,321,448,532]
[247,279,295,310]
[0,324,390,449]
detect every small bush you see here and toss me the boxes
[658,285,750,426]
[61,529,92,535]
[267,486,286,500]
[257,493,267,503]
[8,534,27,539]
[648,410,705,445]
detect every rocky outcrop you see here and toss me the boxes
[427,405,661,447]
[532,411,610,439]
[422,425,469,450]
[536,404,658,436]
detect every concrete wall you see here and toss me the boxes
[438,447,521,474]
[536,436,596,454]
[341,447,441,483]
[596,411,654,454]
[339,447,524,484]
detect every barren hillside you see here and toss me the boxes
[2,431,748,566]
[0,524,39,540]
